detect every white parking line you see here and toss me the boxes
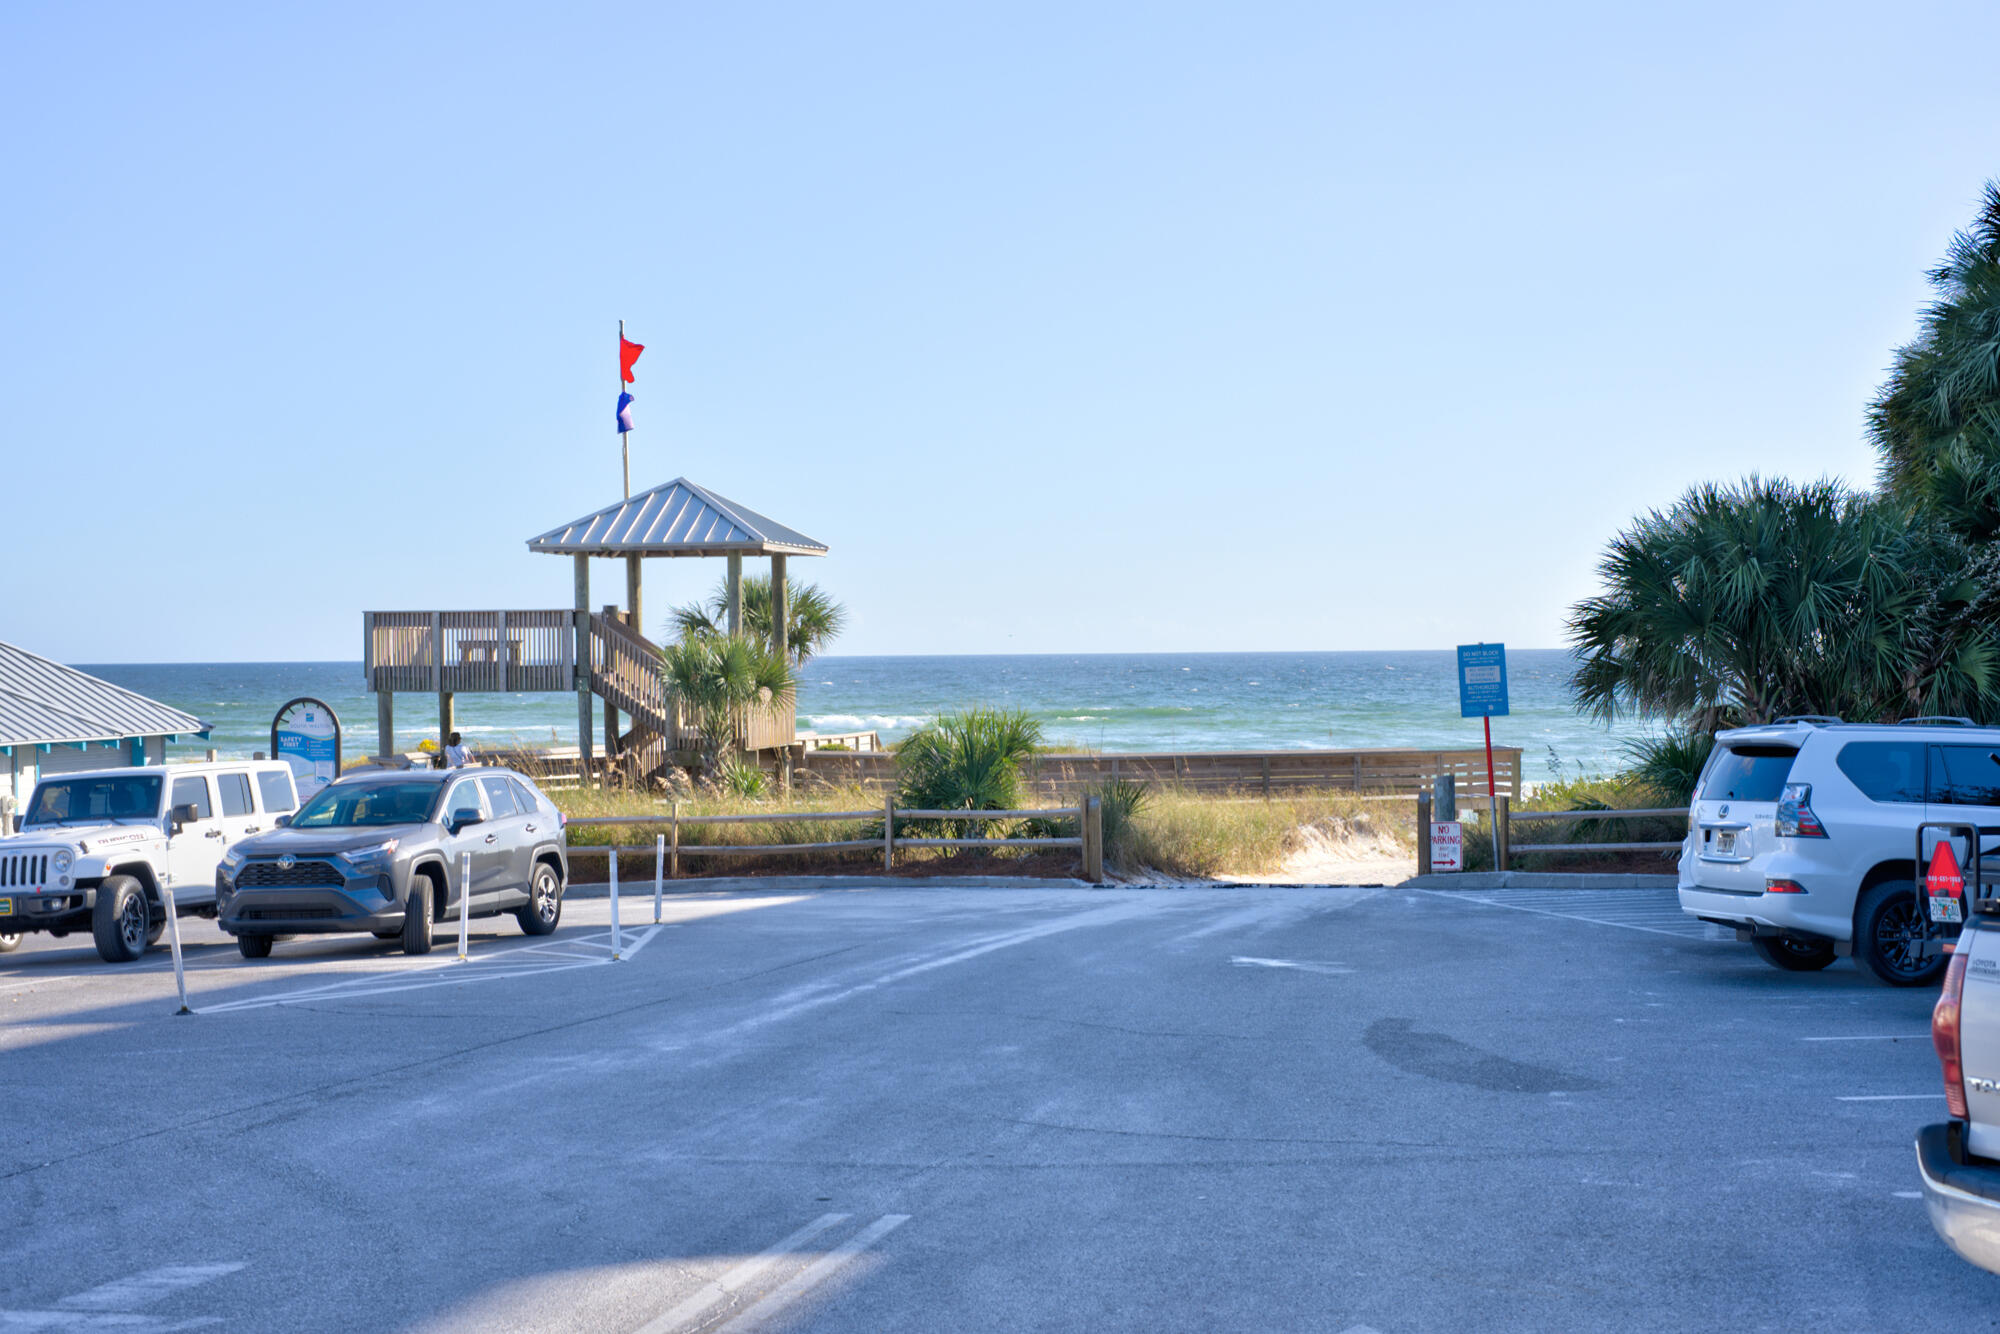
[1836,1094,1944,1102]
[0,1260,245,1330]
[1461,891,1716,940]
[635,1214,851,1334]
[1231,957,1353,975]
[711,1215,910,1332]
[57,1263,245,1311]
[196,926,662,1014]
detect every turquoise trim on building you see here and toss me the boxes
[129,737,145,766]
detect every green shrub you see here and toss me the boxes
[896,708,1043,839]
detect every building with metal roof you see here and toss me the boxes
[525,477,828,558]
[0,640,211,829]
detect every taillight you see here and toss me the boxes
[1764,879,1808,894]
[1775,783,1827,838]
[1935,944,1972,1119]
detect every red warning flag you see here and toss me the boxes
[1928,840,1965,901]
[620,336,645,383]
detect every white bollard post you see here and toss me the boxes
[609,845,622,961]
[457,851,471,962]
[654,834,665,924]
[162,887,191,1015]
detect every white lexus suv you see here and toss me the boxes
[1678,716,2000,985]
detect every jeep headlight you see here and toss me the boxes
[340,838,400,872]
[52,849,73,874]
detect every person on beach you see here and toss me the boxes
[442,731,470,768]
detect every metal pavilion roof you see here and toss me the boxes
[525,477,828,558]
[0,640,209,748]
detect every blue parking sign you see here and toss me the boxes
[1457,643,1509,718]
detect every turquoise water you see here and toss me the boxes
[79,650,1641,784]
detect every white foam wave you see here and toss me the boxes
[804,713,930,731]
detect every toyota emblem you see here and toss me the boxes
[277,854,297,870]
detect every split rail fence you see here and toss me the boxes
[569,795,1105,884]
[797,746,1523,801]
[1417,793,1689,874]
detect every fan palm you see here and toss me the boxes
[895,709,1044,840]
[1872,181,2000,541]
[657,634,795,778]
[1567,476,2000,729]
[669,574,847,666]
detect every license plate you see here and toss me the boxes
[1931,895,1965,924]
[1714,832,1737,856]
[0,897,11,916]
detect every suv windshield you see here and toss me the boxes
[22,775,163,826]
[290,780,439,829]
[1698,745,1799,802]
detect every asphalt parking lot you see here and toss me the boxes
[1,881,1994,1332]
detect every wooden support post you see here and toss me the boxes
[1496,794,1511,873]
[574,553,593,785]
[1082,794,1103,883]
[770,553,788,663]
[1417,790,1432,877]
[438,691,454,765]
[625,555,643,636]
[883,796,894,872]
[602,604,621,762]
[726,552,743,637]
[1261,755,1272,799]
[496,610,510,692]
[670,800,680,879]
[376,691,394,759]
[429,612,442,693]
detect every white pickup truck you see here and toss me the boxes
[0,761,299,963]
[1919,900,2000,1272]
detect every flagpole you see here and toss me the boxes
[619,319,630,499]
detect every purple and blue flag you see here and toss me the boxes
[616,392,634,434]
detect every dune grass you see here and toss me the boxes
[1111,788,1416,878]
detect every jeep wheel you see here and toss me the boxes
[1751,935,1836,972]
[92,876,151,963]
[516,863,562,936]
[0,933,20,953]
[237,934,273,959]
[402,878,434,956]
[1854,879,1946,986]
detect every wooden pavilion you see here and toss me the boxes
[363,479,827,783]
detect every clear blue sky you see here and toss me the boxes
[6,1,1998,663]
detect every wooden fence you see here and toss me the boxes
[570,795,1105,883]
[1417,794,1689,874]
[795,746,1524,799]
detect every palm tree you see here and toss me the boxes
[1872,181,2000,542]
[895,709,1044,842]
[669,574,847,666]
[1567,476,2000,729]
[657,634,795,778]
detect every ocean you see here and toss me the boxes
[79,650,1642,784]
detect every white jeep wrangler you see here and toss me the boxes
[0,761,299,962]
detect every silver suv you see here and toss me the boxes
[216,766,568,959]
[1678,717,2000,985]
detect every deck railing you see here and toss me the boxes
[363,609,797,756]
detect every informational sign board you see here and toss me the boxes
[1457,643,1510,718]
[272,697,341,802]
[1430,821,1464,873]
[1928,840,1966,924]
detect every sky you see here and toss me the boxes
[5,1,2000,663]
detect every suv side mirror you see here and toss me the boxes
[450,812,482,835]
[274,814,292,828]
[170,803,199,834]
